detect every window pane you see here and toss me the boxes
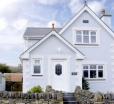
[34,60,40,64]
[83,65,88,69]
[91,31,96,43]
[83,30,89,43]
[83,70,88,78]
[34,65,41,73]
[76,31,82,43]
[98,65,103,69]
[90,65,96,69]
[76,35,82,43]
[90,70,96,78]
[98,70,103,78]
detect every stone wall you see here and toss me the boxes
[0,91,63,104]
[75,86,114,104]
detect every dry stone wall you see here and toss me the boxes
[0,91,63,104]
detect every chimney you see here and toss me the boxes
[52,23,55,30]
[101,9,112,28]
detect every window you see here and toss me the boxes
[83,70,88,78]
[75,30,97,44]
[83,30,89,43]
[83,20,89,23]
[90,65,96,69]
[83,64,104,79]
[98,70,103,78]
[83,65,88,69]
[90,70,96,78]
[33,59,42,74]
[91,31,96,43]
[76,31,82,43]
[55,64,62,75]
[72,72,77,75]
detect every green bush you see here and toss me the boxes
[28,86,43,93]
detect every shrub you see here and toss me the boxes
[28,86,43,93]
[82,77,89,90]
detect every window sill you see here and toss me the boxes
[85,78,106,81]
[75,44,99,46]
[32,74,43,77]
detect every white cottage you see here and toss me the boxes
[20,4,114,93]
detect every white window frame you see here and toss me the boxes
[72,28,100,45]
[32,58,43,75]
[82,62,106,80]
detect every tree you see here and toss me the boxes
[82,77,89,90]
[0,64,11,73]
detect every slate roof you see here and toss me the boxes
[24,27,62,39]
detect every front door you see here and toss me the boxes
[49,59,69,92]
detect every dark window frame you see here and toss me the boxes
[55,64,62,76]
[83,20,89,23]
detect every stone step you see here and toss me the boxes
[63,93,74,96]
[63,97,76,101]
[63,93,77,104]
[64,101,78,104]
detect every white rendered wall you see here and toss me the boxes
[61,11,114,92]
[23,35,82,93]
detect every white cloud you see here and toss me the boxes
[0,0,17,10]
[68,0,105,14]
[0,18,8,31]
[13,18,28,30]
[68,0,83,14]
[88,1,105,14]
[36,0,66,5]
[0,0,20,14]
[36,0,58,5]
[0,34,23,45]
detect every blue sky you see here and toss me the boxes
[0,0,114,66]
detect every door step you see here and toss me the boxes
[63,93,78,104]
[64,101,77,104]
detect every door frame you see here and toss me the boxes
[48,55,70,92]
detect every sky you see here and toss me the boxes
[0,0,114,66]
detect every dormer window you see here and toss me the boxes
[75,30,98,45]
